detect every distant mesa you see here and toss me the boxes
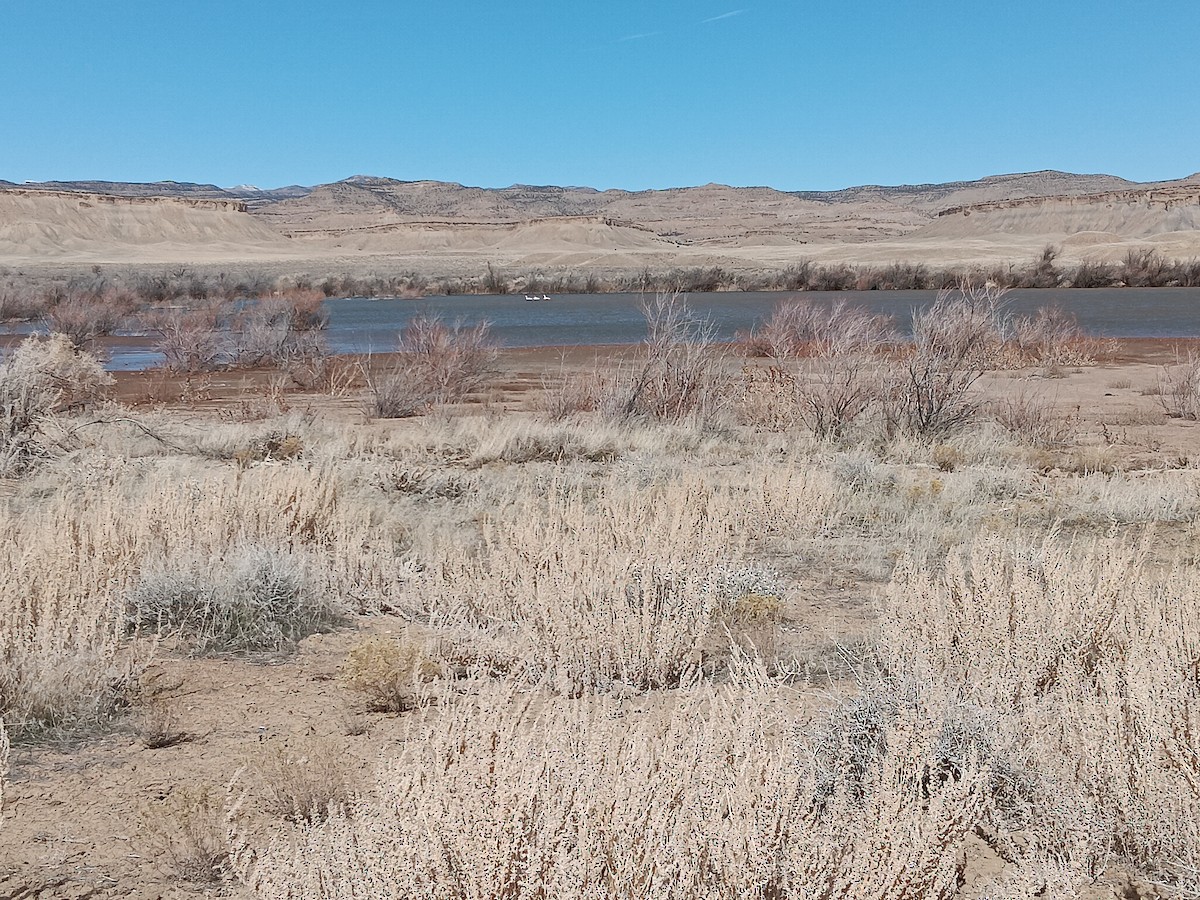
[2,169,1200,267]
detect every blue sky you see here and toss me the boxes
[3,1,1198,190]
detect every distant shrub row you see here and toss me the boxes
[2,246,1199,331]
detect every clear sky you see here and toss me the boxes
[3,1,1198,191]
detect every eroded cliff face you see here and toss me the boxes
[0,189,289,262]
[938,184,1200,218]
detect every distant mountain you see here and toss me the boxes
[791,170,1139,211]
[4,169,1200,268]
[250,171,1200,248]
[11,179,312,208]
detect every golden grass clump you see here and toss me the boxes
[340,634,445,712]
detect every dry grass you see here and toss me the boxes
[339,633,445,712]
[250,738,360,824]
[3,326,1199,896]
[231,679,1000,900]
[140,787,228,883]
[420,465,836,694]
[881,534,1200,892]
[134,698,193,749]
[0,458,415,735]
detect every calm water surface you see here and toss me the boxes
[322,289,1200,355]
[6,289,1198,371]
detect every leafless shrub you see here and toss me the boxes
[754,301,893,438]
[882,284,1007,438]
[0,285,47,321]
[0,333,113,475]
[539,370,602,418]
[235,295,329,368]
[152,308,229,372]
[287,354,362,396]
[367,316,497,418]
[990,389,1076,448]
[1160,352,1200,420]
[1071,258,1118,288]
[601,292,727,424]
[44,294,129,348]
[1120,247,1172,287]
[1014,306,1105,374]
[365,369,437,419]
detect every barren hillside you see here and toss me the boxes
[4,169,1200,271]
[0,189,295,263]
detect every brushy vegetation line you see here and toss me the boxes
[2,245,1200,328]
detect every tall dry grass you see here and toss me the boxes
[421,466,837,694]
[235,525,1200,897]
[881,533,1200,892]
[231,678,1004,900]
[0,460,414,734]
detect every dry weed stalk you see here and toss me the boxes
[1160,351,1200,420]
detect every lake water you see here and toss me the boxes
[6,288,1199,371]
[322,288,1200,355]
